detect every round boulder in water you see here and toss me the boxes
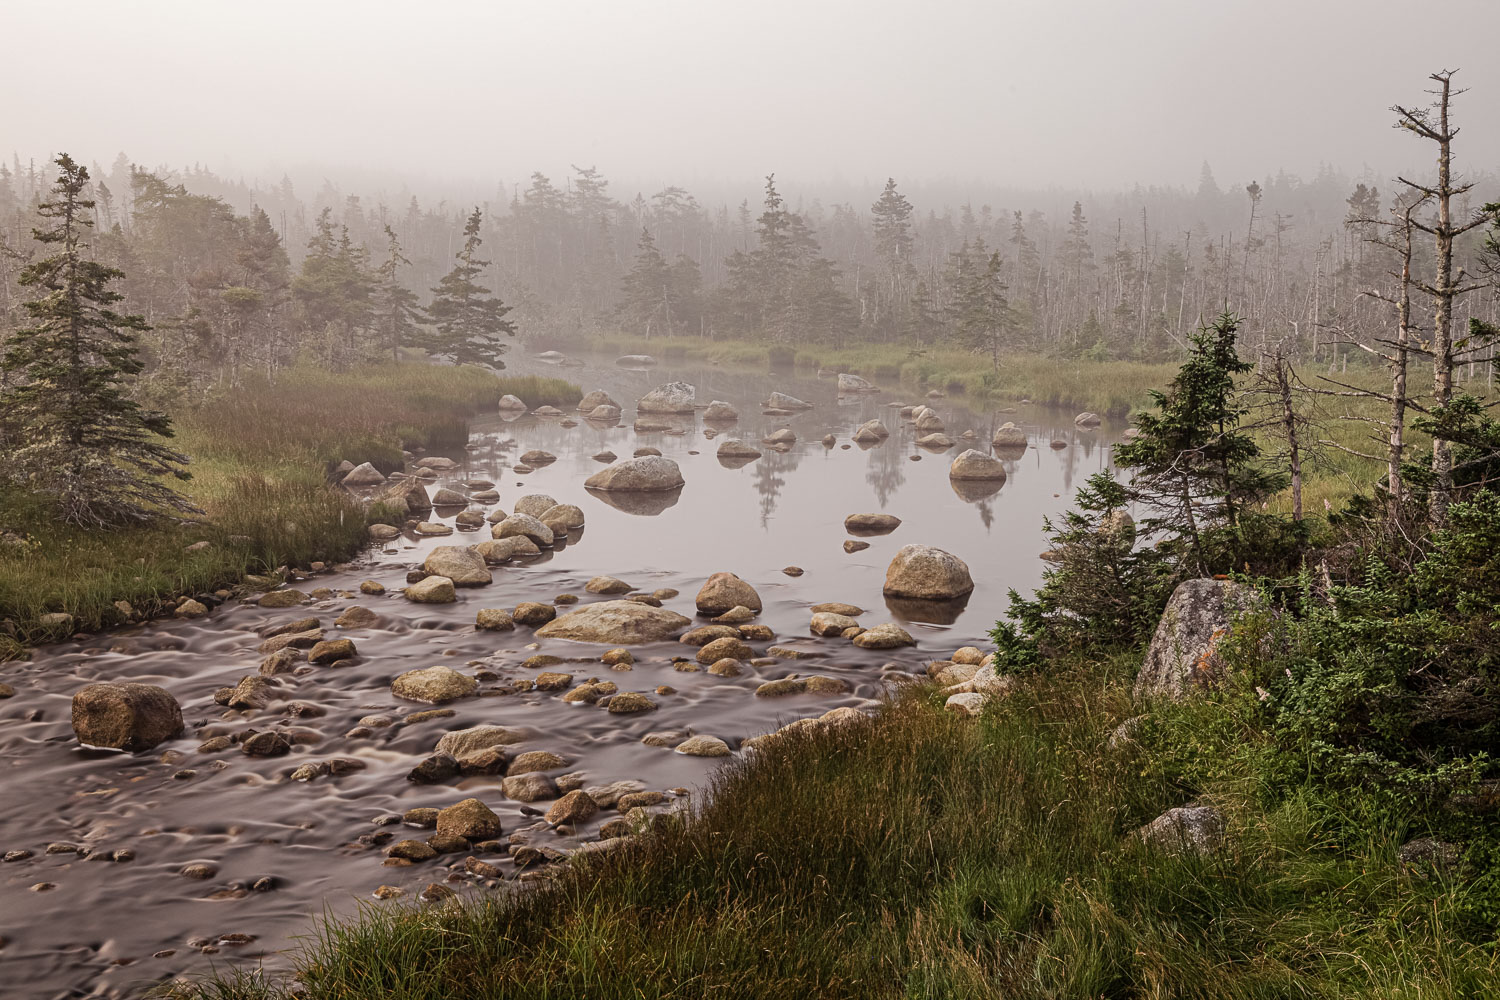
[882,544,975,600]
[584,456,685,492]
[949,449,1008,481]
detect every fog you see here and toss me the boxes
[7,0,1500,193]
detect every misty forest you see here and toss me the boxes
[3,7,1500,999]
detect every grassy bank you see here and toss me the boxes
[572,333,1175,417]
[0,363,579,659]
[168,658,1497,999]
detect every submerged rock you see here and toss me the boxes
[844,513,901,535]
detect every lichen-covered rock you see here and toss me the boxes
[308,638,357,665]
[539,503,585,529]
[764,391,813,410]
[851,622,915,649]
[434,725,527,757]
[991,422,1027,449]
[636,381,696,414]
[703,400,739,420]
[535,601,691,644]
[810,612,859,636]
[513,602,557,627]
[1135,805,1224,856]
[716,439,762,460]
[341,462,386,486]
[696,636,754,663]
[882,544,974,600]
[1074,411,1102,427]
[422,546,492,586]
[477,536,541,563]
[695,571,762,614]
[585,456,685,492]
[1133,579,1264,701]
[495,513,554,547]
[405,576,457,604]
[476,608,515,631]
[949,449,1008,481]
[391,665,477,704]
[837,373,877,393]
[71,683,183,751]
[577,389,619,412]
[545,789,599,825]
[436,798,502,840]
[676,735,731,757]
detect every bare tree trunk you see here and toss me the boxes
[1395,70,1489,524]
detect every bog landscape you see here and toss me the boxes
[2,4,1500,998]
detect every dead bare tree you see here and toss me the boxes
[1393,69,1491,524]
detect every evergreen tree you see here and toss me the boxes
[293,208,375,366]
[426,207,514,368]
[1,154,195,527]
[1113,312,1283,572]
[373,224,422,360]
[871,177,915,293]
[620,228,673,336]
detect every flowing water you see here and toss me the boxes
[0,355,1122,998]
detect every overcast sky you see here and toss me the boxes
[6,0,1500,195]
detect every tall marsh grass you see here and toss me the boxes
[164,661,1499,1000]
[0,363,577,657]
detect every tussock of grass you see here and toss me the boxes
[0,363,577,656]
[166,662,1498,1000]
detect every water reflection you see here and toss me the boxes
[585,485,684,516]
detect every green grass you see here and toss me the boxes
[0,362,579,658]
[164,658,1498,1000]
[583,333,1176,417]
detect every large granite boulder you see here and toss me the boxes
[1133,579,1264,700]
[422,545,492,586]
[341,462,386,487]
[837,373,877,393]
[392,665,477,703]
[696,571,762,614]
[577,389,619,412]
[882,544,975,600]
[584,456,685,492]
[637,382,696,414]
[991,422,1027,449]
[71,682,183,751]
[764,391,813,410]
[535,601,692,644]
[949,449,1008,481]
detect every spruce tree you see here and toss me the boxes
[373,224,422,360]
[425,207,515,369]
[620,228,672,336]
[1,154,195,527]
[1113,311,1282,572]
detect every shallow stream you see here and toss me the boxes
[0,354,1121,998]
